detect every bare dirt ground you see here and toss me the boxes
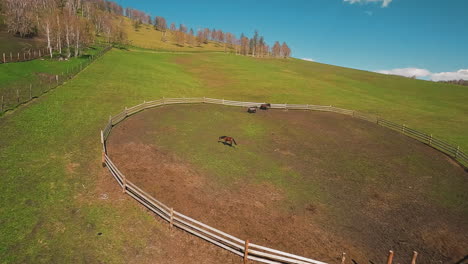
[106,105,468,264]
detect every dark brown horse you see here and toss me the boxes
[218,136,237,146]
[260,103,271,110]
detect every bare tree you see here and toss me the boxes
[281,42,291,58]
[240,33,249,56]
[272,41,281,57]
[154,16,167,31]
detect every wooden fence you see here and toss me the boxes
[101,98,466,264]
[0,46,112,114]
[1,47,50,64]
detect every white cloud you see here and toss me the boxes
[376,68,468,81]
[344,0,393,8]
[376,68,431,78]
[301,58,315,62]
[430,69,468,81]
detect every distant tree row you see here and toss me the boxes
[120,2,292,58]
[154,22,292,58]
[0,0,292,58]
[438,80,468,86]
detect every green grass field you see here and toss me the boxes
[0,48,467,263]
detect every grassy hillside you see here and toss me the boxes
[0,49,467,263]
[0,25,45,54]
[122,18,231,52]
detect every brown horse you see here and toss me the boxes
[218,136,237,146]
[260,103,271,110]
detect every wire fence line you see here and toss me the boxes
[101,97,464,264]
[0,46,112,115]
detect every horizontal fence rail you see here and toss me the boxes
[101,97,466,264]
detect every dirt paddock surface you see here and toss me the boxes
[106,104,468,264]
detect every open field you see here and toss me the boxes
[1,48,467,263]
[106,103,467,263]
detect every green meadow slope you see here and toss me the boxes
[0,48,467,263]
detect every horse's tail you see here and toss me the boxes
[232,138,237,145]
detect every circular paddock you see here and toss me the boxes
[106,103,467,264]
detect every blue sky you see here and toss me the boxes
[119,0,468,81]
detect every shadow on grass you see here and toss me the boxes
[217,141,237,148]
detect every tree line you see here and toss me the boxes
[0,0,292,58]
[153,20,291,58]
[123,2,292,58]
[0,0,127,58]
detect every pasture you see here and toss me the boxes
[106,103,467,263]
[0,48,467,263]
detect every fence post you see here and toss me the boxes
[455,146,460,158]
[16,89,19,103]
[402,124,406,133]
[29,84,32,100]
[10,52,12,61]
[56,75,59,85]
[125,107,128,117]
[39,50,41,57]
[341,252,346,264]
[122,176,126,193]
[17,53,19,61]
[429,134,433,145]
[203,96,206,103]
[222,98,225,104]
[243,240,250,264]
[170,208,174,228]
[411,251,418,264]
[2,53,5,63]
[101,130,106,167]
[23,53,26,60]
[386,250,394,264]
